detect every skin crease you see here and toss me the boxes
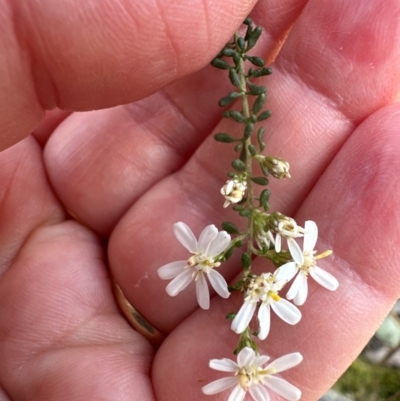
[0,2,400,401]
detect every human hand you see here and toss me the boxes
[1,1,400,400]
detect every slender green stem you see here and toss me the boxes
[235,33,254,276]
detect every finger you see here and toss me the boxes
[43,0,309,236]
[0,141,154,400]
[108,0,400,332]
[152,103,400,401]
[0,0,257,151]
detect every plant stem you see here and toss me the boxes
[235,33,254,276]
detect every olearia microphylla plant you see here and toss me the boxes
[157,18,339,401]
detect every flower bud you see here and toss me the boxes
[258,156,291,179]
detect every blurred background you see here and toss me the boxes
[320,300,400,401]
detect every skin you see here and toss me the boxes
[1,0,400,400]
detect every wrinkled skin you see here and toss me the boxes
[1,0,400,400]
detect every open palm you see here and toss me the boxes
[1,1,400,400]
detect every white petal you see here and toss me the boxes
[253,354,270,368]
[257,303,271,340]
[266,352,303,373]
[231,301,257,334]
[228,385,246,401]
[157,260,186,279]
[202,377,238,395]
[207,231,231,257]
[197,225,218,254]
[271,299,302,325]
[173,222,197,252]
[264,376,301,401]
[310,266,339,291]
[303,220,318,253]
[275,262,298,282]
[249,384,270,401]
[196,274,210,309]
[293,275,308,306]
[288,239,304,265]
[165,269,193,296]
[209,358,238,372]
[237,347,256,367]
[225,180,234,194]
[275,234,282,253]
[208,269,230,298]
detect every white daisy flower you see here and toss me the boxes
[231,272,301,340]
[202,347,303,401]
[276,220,339,306]
[157,222,231,310]
[221,179,247,208]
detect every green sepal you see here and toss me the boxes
[248,144,257,156]
[251,67,273,77]
[246,26,262,51]
[251,176,269,185]
[244,123,254,139]
[257,110,272,121]
[260,189,271,209]
[226,312,237,320]
[257,127,265,151]
[222,221,239,234]
[253,93,266,114]
[247,81,267,96]
[246,56,265,67]
[214,133,237,143]
[231,159,246,172]
[229,69,241,88]
[218,91,242,107]
[241,252,252,269]
[211,58,231,70]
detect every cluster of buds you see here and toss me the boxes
[221,176,247,208]
[256,155,291,179]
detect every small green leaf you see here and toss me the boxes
[214,133,237,143]
[239,145,247,163]
[229,69,241,88]
[226,312,237,320]
[260,163,269,177]
[235,240,243,247]
[234,143,243,152]
[232,205,244,212]
[243,17,253,26]
[251,176,269,185]
[222,48,236,57]
[257,127,265,151]
[251,67,273,77]
[231,159,246,172]
[247,82,267,96]
[237,37,246,52]
[246,56,265,67]
[241,252,251,269]
[260,189,271,209]
[222,221,239,234]
[239,209,252,217]
[211,58,231,70]
[253,94,266,114]
[244,123,254,139]
[223,247,235,261]
[248,144,257,156]
[246,26,262,50]
[257,110,272,121]
[218,91,241,107]
[229,111,245,123]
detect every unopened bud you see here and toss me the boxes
[258,156,290,179]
